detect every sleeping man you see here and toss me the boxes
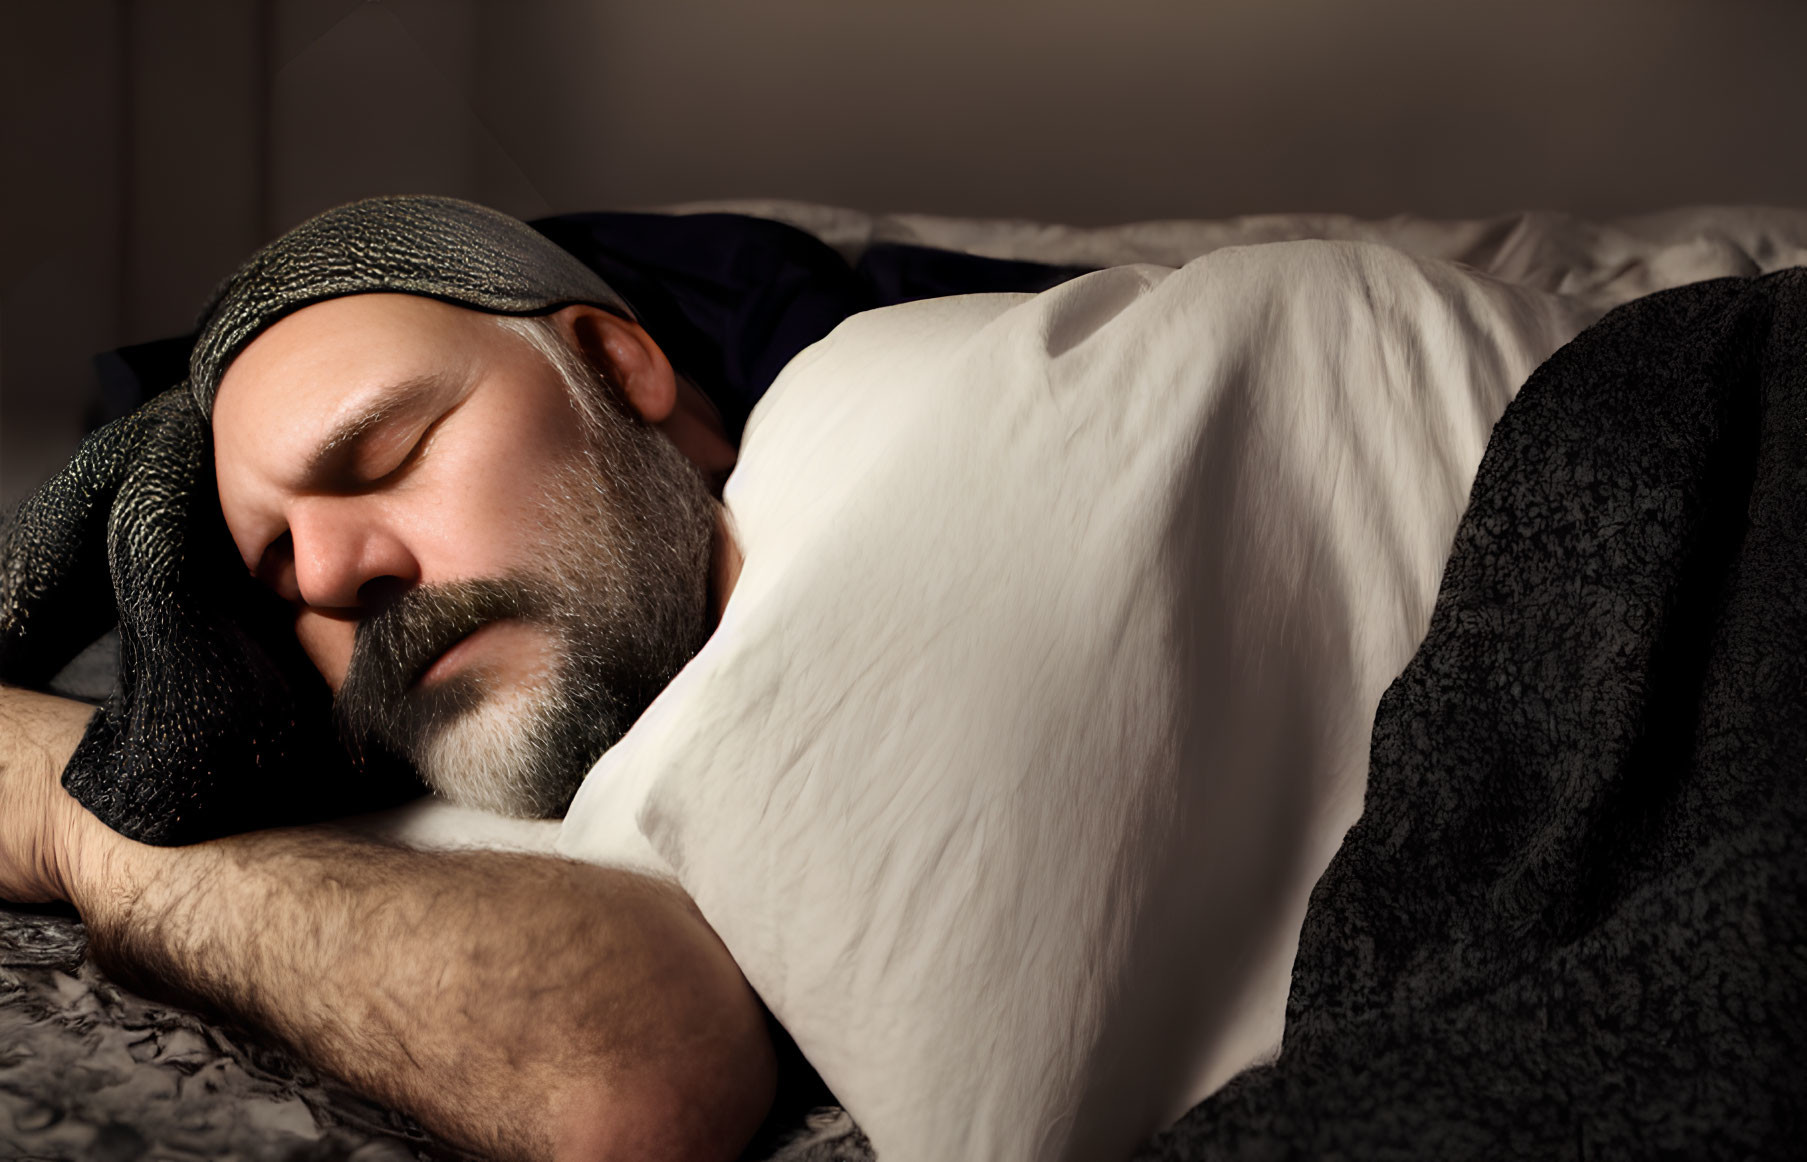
[0,198,780,1162]
[0,196,1587,1162]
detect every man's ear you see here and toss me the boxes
[551,304,677,424]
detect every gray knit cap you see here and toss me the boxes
[189,194,635,415]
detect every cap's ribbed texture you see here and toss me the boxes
[189,195,634,413]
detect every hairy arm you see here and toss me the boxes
[0,685,775,1162]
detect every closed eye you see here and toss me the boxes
[304,372,455,491]
[365,410,449,487]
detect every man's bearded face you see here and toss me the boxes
[212,296,722,822]
[330,317,718,817]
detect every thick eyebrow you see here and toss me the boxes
[302,373,451,482]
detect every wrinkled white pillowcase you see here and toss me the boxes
[558,241,1586,1162]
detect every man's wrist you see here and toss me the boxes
[0,686,108,906]
[54,775,150,925]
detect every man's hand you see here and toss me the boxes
[0,388,420,847]
[0,684,776,1162]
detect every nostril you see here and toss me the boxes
[356,575,413,616]
[255,532,302,604]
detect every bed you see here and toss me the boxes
[4,200,1805,1161]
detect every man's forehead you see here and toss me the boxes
[229,293,489,372]
[213,294,498,417]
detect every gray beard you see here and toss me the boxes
[333,371,717,818]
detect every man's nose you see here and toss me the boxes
[287,499,420,612]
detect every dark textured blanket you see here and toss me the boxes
[1135,270,1807,1159]
[6,270,1804,1159]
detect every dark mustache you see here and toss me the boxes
[333,578,548,744]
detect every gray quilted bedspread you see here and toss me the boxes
[0,905,453,1161]
[0,905,874,1162]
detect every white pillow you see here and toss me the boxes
[354,794,563,855]
[559,241,1584,1161]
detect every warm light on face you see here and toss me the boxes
[211,296,718,816]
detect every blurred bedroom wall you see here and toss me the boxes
[5,0,1805,505]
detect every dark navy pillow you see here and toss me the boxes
[530,212,874,440]
[855,242,1092,307]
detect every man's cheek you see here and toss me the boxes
[294,609,355,693]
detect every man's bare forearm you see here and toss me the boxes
[81,833,773,1160]
[1,686,775,1162]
